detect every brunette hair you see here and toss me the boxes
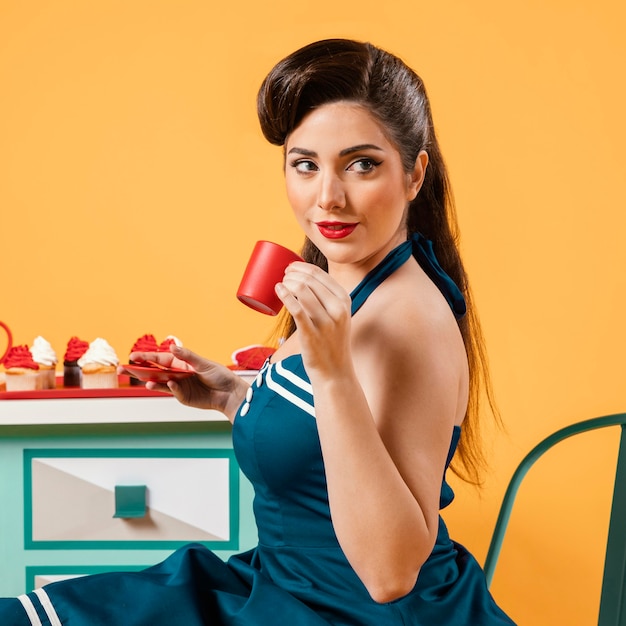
[257,38,499,485]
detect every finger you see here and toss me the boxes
[283,263,349,300]
[166,379,182,398]
[280,273,346,323]
[145,380,173,394]
[275,281,331,335]
[164,379,200,407]
[169,345,208,372]
[275,282,306,318]
[129,351,171,365]
[281,270,332,304]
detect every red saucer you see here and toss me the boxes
[122,364,195,383]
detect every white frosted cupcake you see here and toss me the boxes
[30,336,58,389]
[78,338,119,389]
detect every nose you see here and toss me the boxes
[317,172,346,211]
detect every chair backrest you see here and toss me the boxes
[483,412,626,626]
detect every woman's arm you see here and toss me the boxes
[123,345,250,423]
[276,261,468,603]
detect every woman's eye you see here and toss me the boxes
[350,158,381,173]
[292,159,318,174]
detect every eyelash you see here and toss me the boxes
[289,157,383,174]
[351,158,382,173]
[290,159,317,173]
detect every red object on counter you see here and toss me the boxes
[158,338,177,352]
[3,345,39,370]
[122,363,195,384]
[228,344,276,370]
[131,334,159,353]
[64,337,89,362]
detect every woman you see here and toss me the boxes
[1,39,515,625]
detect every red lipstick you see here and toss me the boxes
[316,222,357,239]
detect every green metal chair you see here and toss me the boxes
[484,412,626,625]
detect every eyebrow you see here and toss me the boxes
[287,144,385,157]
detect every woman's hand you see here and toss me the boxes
[275,262,353,377]
[120,345,248,421]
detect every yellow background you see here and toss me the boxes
[2,1,625,623]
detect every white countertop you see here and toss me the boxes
[0,394,229,425]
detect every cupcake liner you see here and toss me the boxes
[81,370,119,389]
[5,369,41,391]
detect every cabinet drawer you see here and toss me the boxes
[24,449,239,549]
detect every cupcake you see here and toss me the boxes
[128,334,159,386]
[228,344,276,370]
[63,336,89,387]
[78,338,119,389]
[30,336,58,389]
[158,335,183,353]
[3,345,41,391]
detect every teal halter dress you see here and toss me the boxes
[0,234,515,625]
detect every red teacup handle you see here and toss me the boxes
[0,321,13,365]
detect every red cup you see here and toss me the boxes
[237,241,303,315]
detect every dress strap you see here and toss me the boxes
[350,232,467,319]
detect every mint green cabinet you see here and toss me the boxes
[0,396,257,596]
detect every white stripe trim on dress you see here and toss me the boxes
[266,366,316,417]
[274,361,313,395]
[17,595,43,626]
[34,588,62,626]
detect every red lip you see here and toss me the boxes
[315,222,358,239]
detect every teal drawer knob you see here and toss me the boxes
[113,485,147,519]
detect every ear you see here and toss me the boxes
[407,151,429,201]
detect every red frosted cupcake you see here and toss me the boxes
[128,334,159,386]
[131,334,159,354]
[4,345,40,391]
[228,344,276,370]
[158,335,182,353]
[63,337,89,388]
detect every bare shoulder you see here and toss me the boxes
[352,257,469,427]
[353,258,465,367]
